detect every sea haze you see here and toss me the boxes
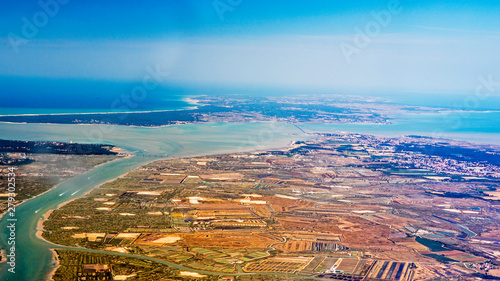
[0,77,194,115]
[3,77,500,114]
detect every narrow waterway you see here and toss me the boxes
[0,156,156,280]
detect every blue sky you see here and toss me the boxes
[1,0,500,94]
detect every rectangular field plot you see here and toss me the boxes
[367,261,411,280]
[335,258,359,274]
[315,257,339,272]
[244,257,313,273]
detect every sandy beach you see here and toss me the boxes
[0,98,200,117]
[0,155,125,222]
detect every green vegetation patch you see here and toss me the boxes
[52,249,177,281]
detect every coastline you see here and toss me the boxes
[36,210,56,281]
[0,155,125,222]
[0,120,207,129]
[36,209,63,281]
[46,249,60,281]
[2,118,500,148]
[32,141,302,281]
[0,118,391,129]
[0,98,201,117]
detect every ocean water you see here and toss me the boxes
[0,77,195,115]
[367,92,500,111]
[300,111,500,145]
[4,77,500,115]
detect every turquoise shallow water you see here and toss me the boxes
[0,122,303,155]
[300,111,500,145]
[0,106,192,116]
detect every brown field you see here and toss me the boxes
[411,263,476,281]
[134,234,181,246]
[199,172,244,181]
[395,238,429,252]
[484,191,500,200]
[141,173,187,184]
[335,258,359,273]
[133,231,280,248]
[263,196,317,212]
[244,257,313,273]
[439,250,487,262]
[315,257,338,271]
[276,240,312,252]
[181,233,277,248]
[275,215,343,233]
[253,205,273,217]
[301,256,325,272]
[375,251,433,263]
[480,228,500,239]
[489,268,500,277]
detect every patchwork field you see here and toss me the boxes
[41,134,500,279]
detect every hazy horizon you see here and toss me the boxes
[1,0,499,95]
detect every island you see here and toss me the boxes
[0,95,438,127]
